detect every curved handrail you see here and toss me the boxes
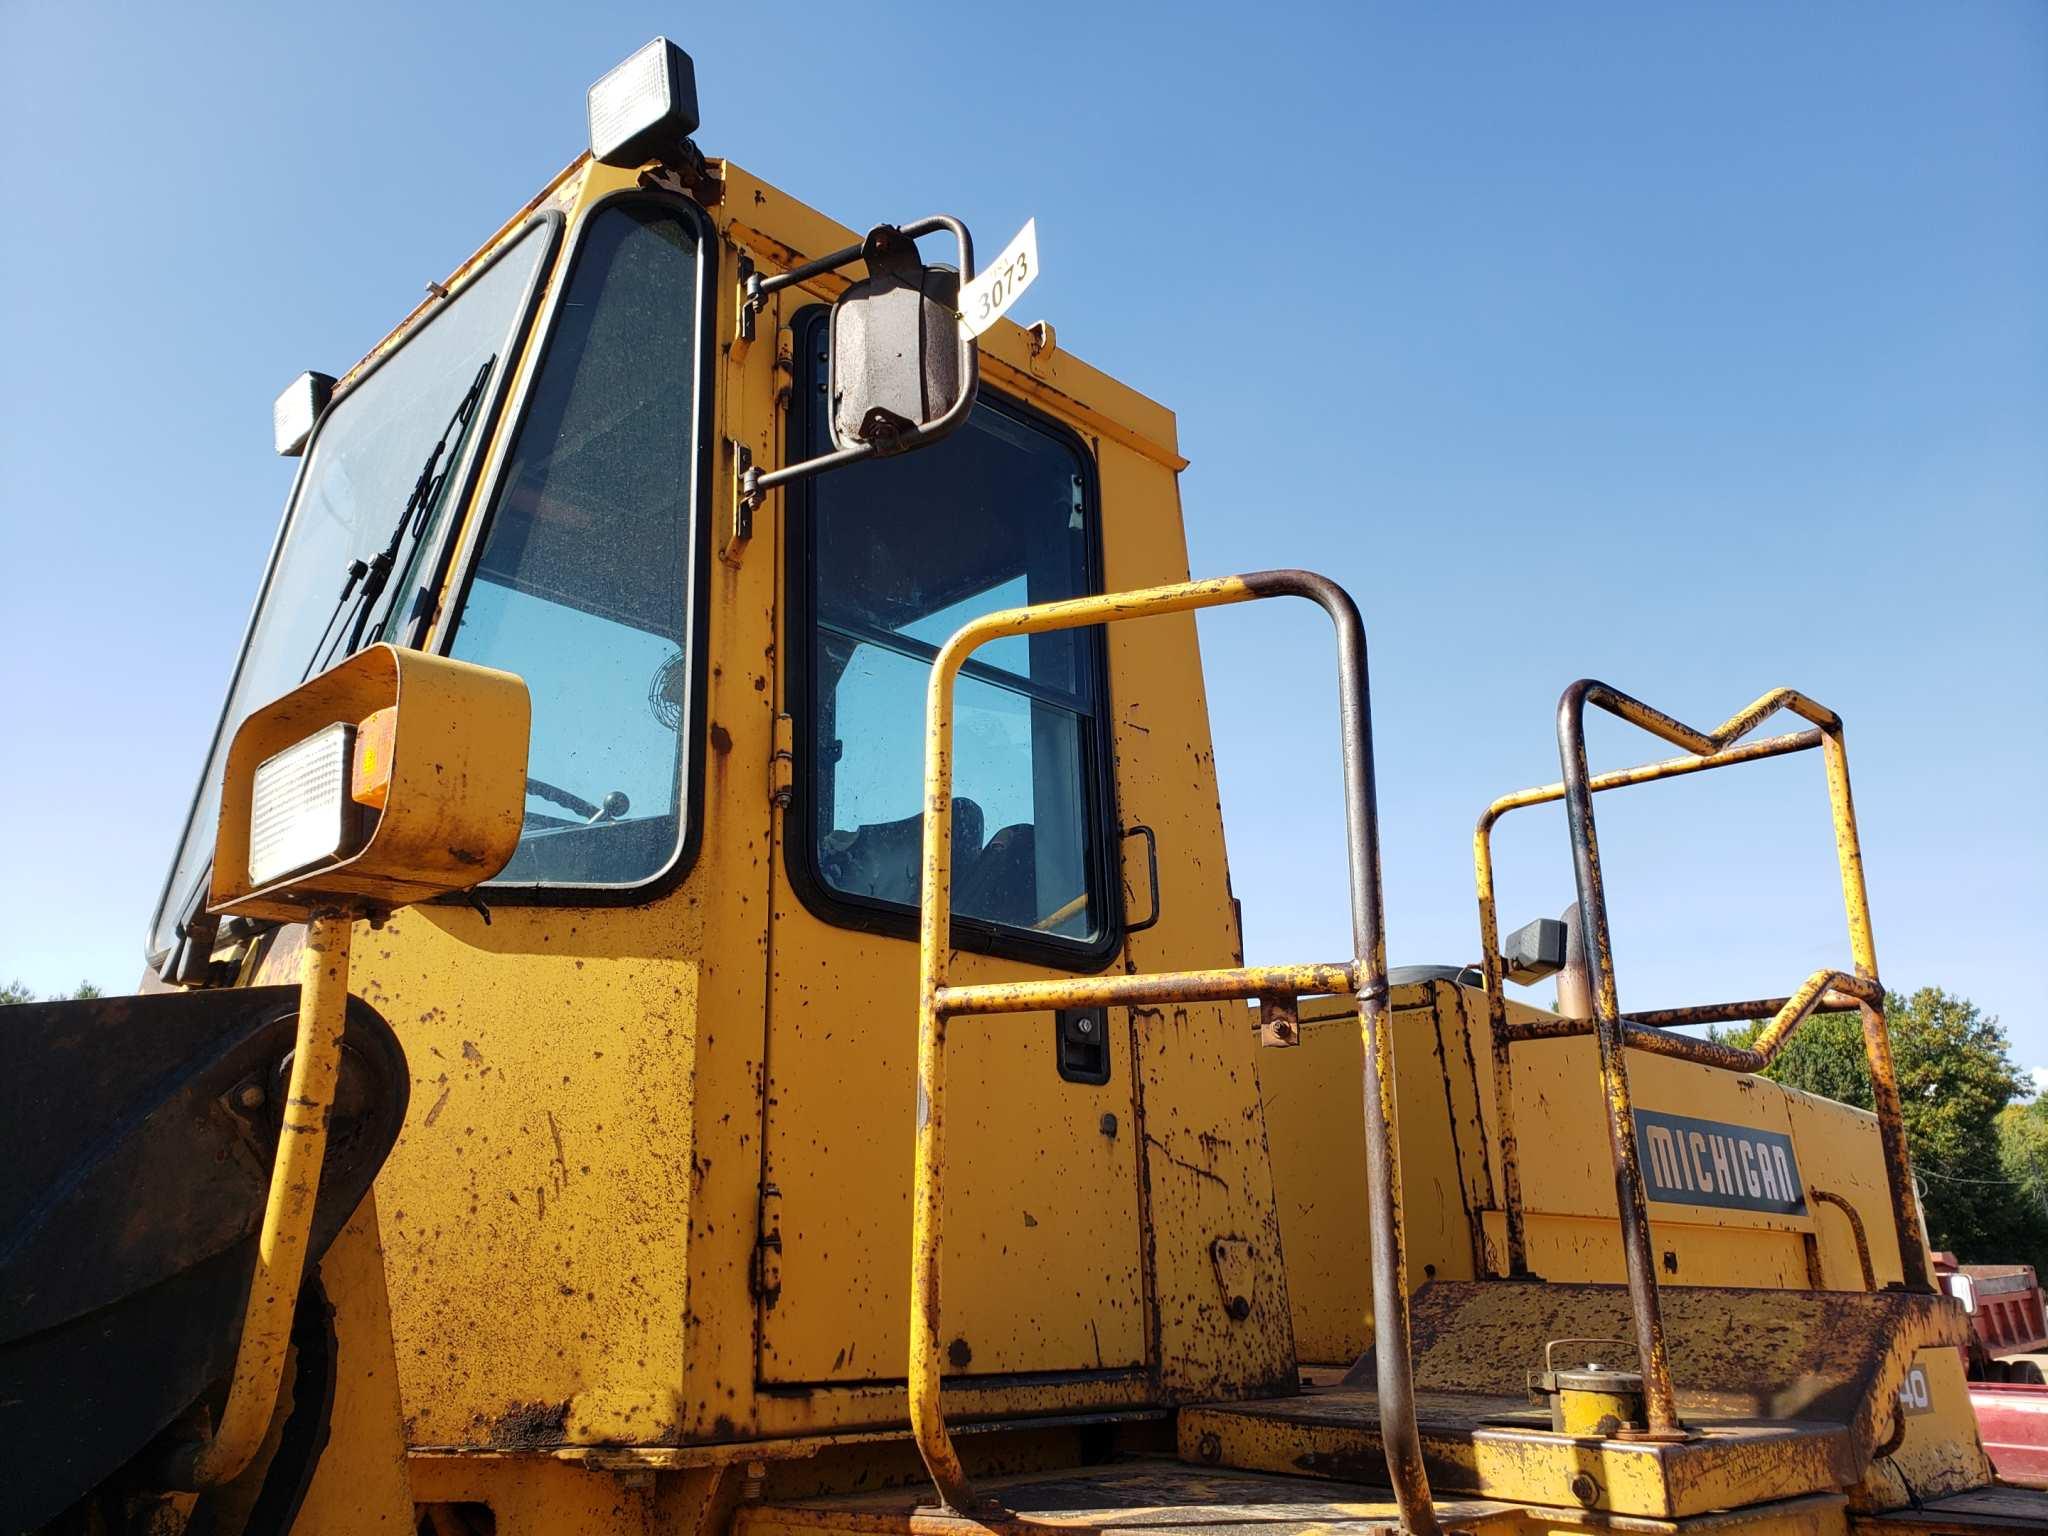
[1468,682,1929,1440]
[910,570,1438,1534]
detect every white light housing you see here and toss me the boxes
[248,722,359,887]
[588,37,699,168]
[272,370,335,457]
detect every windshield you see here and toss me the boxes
[145,219,555,966]
[444,199,706,890]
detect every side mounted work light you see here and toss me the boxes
[588,37,700,167]
[1502,915,1568,985]
[212,646,528,920]
[247,721,361,887]
[272,370,335,457]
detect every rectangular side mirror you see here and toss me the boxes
[830,227,967,453]
[737,215,979,515]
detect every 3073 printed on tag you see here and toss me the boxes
[958,218,1038,338]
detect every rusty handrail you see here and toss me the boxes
[1470,683,1931,1441]
[1809,1187,1879,1291]
[1494,969,1882,1062]
[1473,728,1823,1288]
[912,570,1438,1534]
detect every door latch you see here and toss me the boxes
[1054,1007,1111,1086]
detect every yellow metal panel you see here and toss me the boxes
[1779,1089,1911,1290]
[293,1192,416,1532]
[1856,1346,1995,1510]
[369,903,706,1447]
[758,921,1148,1383]
[1503,1028,1814,1237]
[1095,443,1298,1406]
[1260,985,1495,1365]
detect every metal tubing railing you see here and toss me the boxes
[173,908,353,1486]
[1809,1187,1880,1292]
[1472,728,1825,1287]
[1470,683,1932,1440]
[911,570,1438,1534]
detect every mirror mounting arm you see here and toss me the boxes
[737,214,979,515]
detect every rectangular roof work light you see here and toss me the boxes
[588,37,699,167]
[272,370,335,457]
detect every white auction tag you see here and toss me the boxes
[958,218,1039,338]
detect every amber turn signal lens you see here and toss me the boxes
[351,706,398,810]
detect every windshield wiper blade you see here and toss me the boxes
[162,357,503,980]
[311,354,497,675]
[171,355,502,971]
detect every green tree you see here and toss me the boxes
[1712,987,2046,1267]
[2000,1098,2048,1233]
[0,979,107,1004]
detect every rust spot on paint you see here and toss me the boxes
[489,1399,569,1449]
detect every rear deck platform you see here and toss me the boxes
[1181,1386,1858,1519]
[732,1457,1881,1536]
[734,1461,1519,1536]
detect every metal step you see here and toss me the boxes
[1180,1385,1856,1522]
[1850,1485,2048,1533]
[733,1457,1520,1536]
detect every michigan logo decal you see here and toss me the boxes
[1634,1108,1806,1215]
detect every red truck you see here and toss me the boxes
[1936,1253,2048,1487]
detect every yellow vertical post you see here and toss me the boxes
[186,908,354,1487]
[1556,683,1682,1438]
[1472,812,1526,1279]
[1819,727,1932,1294]
[910,643,970,1508]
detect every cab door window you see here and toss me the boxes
[796,323,1114,954]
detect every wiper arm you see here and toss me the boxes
[300,556,372,684]
[310,354,496,676]
[161,356,503,983]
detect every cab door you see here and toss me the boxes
[758,319,1144,1387]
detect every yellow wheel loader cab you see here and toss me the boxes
[2,36,2038,1536]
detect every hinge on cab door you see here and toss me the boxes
[751,1183,784,1307]
[769,714,794,809]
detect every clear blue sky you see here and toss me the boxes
[3,5,2042,1074]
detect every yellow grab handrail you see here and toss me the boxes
[911,571,1438,1535]
[169,909,353,1487]
[1472,683,1929,1440]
